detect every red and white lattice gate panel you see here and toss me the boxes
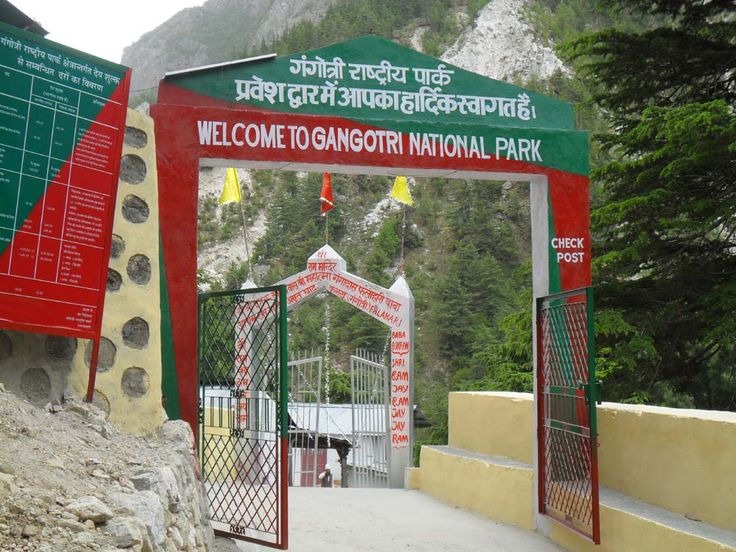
[536,288,600,544]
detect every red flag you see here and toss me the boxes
[320,172,334,216]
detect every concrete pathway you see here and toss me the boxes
[216,488,561,551]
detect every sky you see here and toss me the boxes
[12,0,205,64]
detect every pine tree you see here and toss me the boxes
[564,0,736,408]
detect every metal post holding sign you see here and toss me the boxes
[85,337,102,402]
[277,285,289,550]
[536,287,600,544]
[198,285,288,549]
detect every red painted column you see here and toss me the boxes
[151,103,201,433]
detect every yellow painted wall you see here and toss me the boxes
[405,467,421,489]
[447,392,736,533]
[411,392,736,551]
[550,505,735,552]
[448,391,533,464]
[597,403,736,532]
[70,109,165,435]
[417,446,534,529]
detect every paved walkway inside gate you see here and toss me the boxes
[214,488,561,551]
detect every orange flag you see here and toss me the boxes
[320,172,334,216]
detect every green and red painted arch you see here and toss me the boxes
[151,35,591,436]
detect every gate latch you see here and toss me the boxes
[578,380,603,405]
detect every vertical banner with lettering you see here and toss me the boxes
[0,22,131,343]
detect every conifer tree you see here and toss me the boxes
[565,0,736,408]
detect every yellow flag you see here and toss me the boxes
[219,168,241,205]
[390,176,413,206]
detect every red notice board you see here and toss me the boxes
[0,21,131,339]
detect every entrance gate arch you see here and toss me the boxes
[277,244,413,488]
[152,35,596,546]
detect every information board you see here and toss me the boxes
[0,21,131,338]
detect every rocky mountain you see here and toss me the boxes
[442,0,565,82]
[123,0,565,95]
[122,0,337,93]
[197,167,268,287]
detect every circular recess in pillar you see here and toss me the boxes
[84,337,116,372]
[20,368,51,404]
[122,317,149,349]
[92,389,111,417]
[0,331,12,362]
[126,254,151,285]
[121,366,149,398]
[107,268,122,292]
[120,154,146,185]
[110,234,125,259]
[121,195,149,224]
[124,126,148,149]
[45,335,77,363]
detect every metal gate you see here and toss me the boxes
[198,285,288,549]
[350,349,390,488]
[536,287,600,544]
[286,352,323,487]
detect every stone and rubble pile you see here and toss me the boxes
[0,386,215,551]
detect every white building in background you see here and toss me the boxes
[288,402,389,488]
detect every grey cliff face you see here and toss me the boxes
[122,0,336,92]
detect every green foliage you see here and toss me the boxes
[363,213,421,286]
[198,299,236,385]
[562,2,735,128]
[566,1,736,409]
[365,216,401,286]
[255,0,463,58]
[287,302,325,353]
[255,172,344,281]
[460,268,534,393]
[527,0,653,47]
[208,169,538,444]
[222,261,249,291]
[467,0,488,19]
[523,71,610,169]
[424,180,531,391]
[328,369,352,404]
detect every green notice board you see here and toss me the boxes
[0,21,131,338]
